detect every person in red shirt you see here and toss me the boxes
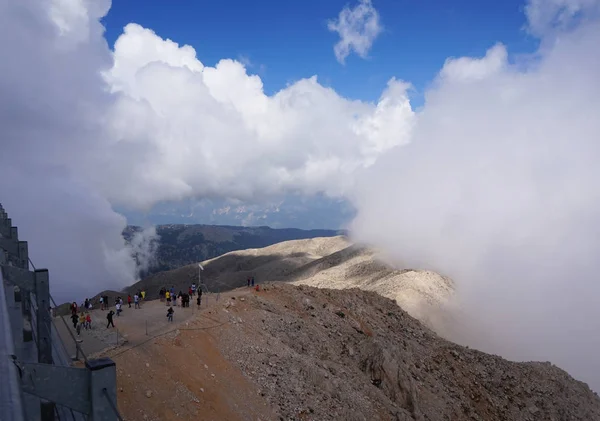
[127,294,132,308]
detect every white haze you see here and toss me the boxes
[1,0,599,392]
[351,0,600,391]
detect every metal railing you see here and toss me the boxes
[0,203,122,420]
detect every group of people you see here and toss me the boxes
[98,290,146,312]
[159,284,202,309]
[105,290,146,328]
[69,302,92,336]
[160,283,205,323]
[70,282,209,331]
[82,298,94,311]
[114,290,146,316]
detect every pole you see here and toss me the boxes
[86,358,118,421]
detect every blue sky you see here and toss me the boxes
[103,0,538,105]
[102,0,541,229]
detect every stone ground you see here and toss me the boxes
[56,284,600,421]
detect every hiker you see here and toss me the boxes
[71,312,78,329]
[84,298,89,309]
[247,277,251,287]
[70,301,78,316]
[134,293,140,309]
[79,312,86,332]
[166,290,171,306]
[85,313,92,330]
[141,290,146,301]
[251,276,255,287]
[103,295,109,309]
[106,310,115,328]
[77,313,84,336]
[116,301,122,317]
[191,283,196,296]
[99,296,104,310]
[159,288,165,302]
[197,294,201,308]
[166,307,174,322]
[127,294,132,308]
[188,286,193,297]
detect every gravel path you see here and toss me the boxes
[56,293,226,359]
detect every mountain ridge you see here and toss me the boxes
[124,223,346,276]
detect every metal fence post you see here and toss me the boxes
[34,270,55,419]
[34,270,52,365]
[17,241,28,270]
[86,358,118,420]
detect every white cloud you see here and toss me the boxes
[439,43,508,82]
[93,22,413,207]
[525,0,600,36]
[0,1,411,301]
[47,0,110,45]
[328,0,383,64]
[350,1,600,391]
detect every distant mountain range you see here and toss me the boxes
[123,224,345,276]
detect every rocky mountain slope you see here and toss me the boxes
[124,224,343,276]
[128,236,454,330]
[99,284,600,421]
[125,236,349,298]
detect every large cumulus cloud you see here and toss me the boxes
[0,0,413,301]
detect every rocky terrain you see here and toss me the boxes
[123,236,348,299]
[93,284,600,421]
[124,224,343,276]
[126,236,454,331]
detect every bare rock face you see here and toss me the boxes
[216,284,600,421]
